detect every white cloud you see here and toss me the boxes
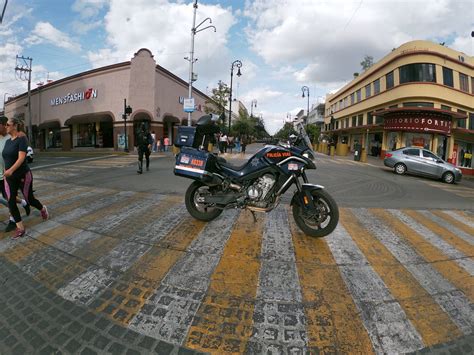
[72,0,108,18]
[244,0,473,86]
[87,0,236,86]
[25,22,81,52]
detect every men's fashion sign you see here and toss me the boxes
[50,88,98,106]
[384,116,452,134]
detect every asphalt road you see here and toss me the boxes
[0,145,469,354]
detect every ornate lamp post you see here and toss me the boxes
[228,60,242,132]
[250,99,257,117]
[301,86,310,123]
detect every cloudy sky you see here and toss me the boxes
[0,0,472,134]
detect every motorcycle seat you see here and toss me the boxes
[219,160,248,173]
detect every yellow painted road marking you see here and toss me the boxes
[430,210,474,237]
[374,209,473,302]
[93,214,206,324]
[289,209,374,353]
[344,209,462,346]
[403,210,474,258]
[185,211,264,353]
[2,224,81,263]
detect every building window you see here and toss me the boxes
[365,84,371,98]
[352,116,357,127]
[336,120,339,129]
[345,117,349,128]
[350,93,355,105]
[441,105,451,111]
[357,114,363,126]
[386,71,394,89]
[344,96,349,107]
[399,63,436,84]
[459,73,469,92]
[367,112,373,125]
[442,67,454,87]
[469,113,474,130]
[471,77,474,94]
[457,110,467,128]
[403,102,434,108]
[375,114,383,125]
[374,79,380,94]
[356,89,361,102]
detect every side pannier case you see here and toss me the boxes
[174,126,196,148]
[174,146,217,182]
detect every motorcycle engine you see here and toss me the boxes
[247,174,275,203]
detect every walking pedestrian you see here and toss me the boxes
[0,116,31,232]
[151,131,157,152]
[219,133,228,153]
[135,122,153,174]
[164,136,170,152]
[241,135,247,155]
[235,136,241,153]
[3,117,48,239]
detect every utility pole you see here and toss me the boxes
[15,55,33,144]
[0,0,8,24]
[185,0,215,126]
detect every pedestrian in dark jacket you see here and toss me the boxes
[135,122,153,174]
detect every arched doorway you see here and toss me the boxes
[39,120,62,149]
[162,114,180,144]
[132,111,153,146]
[65,112,114,148]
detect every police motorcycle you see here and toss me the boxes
[173,114,339,237]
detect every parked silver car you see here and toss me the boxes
[384,147,462,183]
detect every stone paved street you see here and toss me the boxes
[0,152,471,354]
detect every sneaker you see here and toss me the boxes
[12,228,26,240]
[41,206,49,221]
[5,221,16,233]
[23,204,31,216]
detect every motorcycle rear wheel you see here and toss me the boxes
[185,181,223,222]
[292,189,339,238]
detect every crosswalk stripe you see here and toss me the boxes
[57,200,188,305]
[419,210,474,246]
[289,209,374,354]
[450,210,474,228]
[356,208,474,335]
[245,206,308,353]
[388,210,474,275]
[403,210,474,257]
[92,215,206,325]
[430,210,474,237]
[184,211,265,353]
[342,209,462,346]
[326,222,424,354]
[128,210,239,344]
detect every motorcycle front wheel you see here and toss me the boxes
[292,189,339,238]
[185,181,223,222]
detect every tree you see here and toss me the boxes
[274,122,297,140]
[360,55,374,71]
[305,124,320,145]
[204,80,230,117]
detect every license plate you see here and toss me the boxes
[180,155,190,164]
[288,163,299,170]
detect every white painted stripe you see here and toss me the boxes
[419,210,474,245]
[31,155,117,170]
[246,206,307,353]
[128,210,239,344]
[354,208,474,334]
[326,222,424,354]
[443,210,474,228]
[388,209,474,275]
[57,204,190,305]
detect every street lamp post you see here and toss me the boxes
[185,0,216,127]
[250,99,257,117]
[301,86,310,123]
[228,60,242,132]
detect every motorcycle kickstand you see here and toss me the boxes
[250,210,257,223]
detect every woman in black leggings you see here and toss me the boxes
[3,117,48,239]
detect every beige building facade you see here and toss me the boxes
[4,48,210,151]
[323,40,473,174]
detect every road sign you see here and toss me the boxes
[183,98,195,113]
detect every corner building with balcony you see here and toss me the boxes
[323,40,473,175]
[4,48,210,151]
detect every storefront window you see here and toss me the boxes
[75,123,96,147]
[456,142,473,168]
[388,132,398,151]
[405,133,431,150]
[46,128,62,148]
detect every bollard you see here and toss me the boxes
[330,146,335,156]
[361,148,367,162]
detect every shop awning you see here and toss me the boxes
[38,120,61,129]
[64,112,114,126]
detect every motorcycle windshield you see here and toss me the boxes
[295,122,316,159]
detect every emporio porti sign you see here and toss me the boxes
[50,88,98,106]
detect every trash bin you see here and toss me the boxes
[354,143,362,161]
